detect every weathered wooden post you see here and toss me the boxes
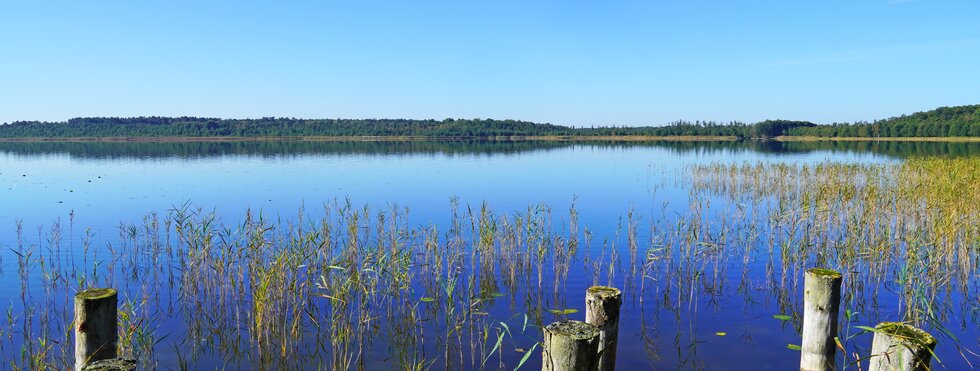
[81,358,137,371]
[75,288,118,370]
[800,268,842,371]
[585,286,621,371]
[868,322,937,371]
[542,320,601,371]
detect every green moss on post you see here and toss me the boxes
[81,358,136,371]
[76,288,117,300]
[543,320,601,371]
[800,268,842,371]
[868,322,937,371]
[806,268,842,279]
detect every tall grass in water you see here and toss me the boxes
[1,157,977,369]
[686,157,980,364]
[687,159,977,307]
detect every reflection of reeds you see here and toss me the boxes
[2,158,978,368]
[683,158,980,365]
[687,158,979,319]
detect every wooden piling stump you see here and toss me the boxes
[542,320,601,371]
[800,268,842,371]
[81,358,136,371]
[868,322,937,371]
[585,286,621,371]
[75,288,119,370]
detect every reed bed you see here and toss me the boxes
[1,157,978,369]
[686,157,979,323]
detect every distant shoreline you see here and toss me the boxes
[0,135,740,143]
[773,136,980,142]
[1,135,979,143]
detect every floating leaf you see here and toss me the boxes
[773,314,792,321]
[548,308,579,315]
[786,344,802,351]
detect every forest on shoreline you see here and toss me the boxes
[2,104,977,139]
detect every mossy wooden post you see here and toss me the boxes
[81,358,136,371]
[800,268,842,371]
[542,320,601,371]
[585,286,621,371]
[75,288,118,370]
[868,322,937,371]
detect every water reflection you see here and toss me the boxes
[1,140,977,369]
[1,139,978,159]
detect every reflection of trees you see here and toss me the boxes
[778,140,980,157]
[0,140,571,159]
[1,140,977,160]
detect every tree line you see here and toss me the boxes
[1,105,977,138]
[787,105,980,137]
[0,117,753,138]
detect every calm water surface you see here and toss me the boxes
[1,140,916,231]
[1,140,977,369]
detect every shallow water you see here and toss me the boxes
[0,140,910,233]
[1,140,977,369]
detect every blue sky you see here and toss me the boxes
[1,0,977,127]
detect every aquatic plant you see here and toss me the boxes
[1,158,977,369]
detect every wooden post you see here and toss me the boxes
[800,268,842,371]
[81,358,136,371]
[542,320,600,371]
[75,288,118,370]
[585,286,621,371]
[868,322,937,371]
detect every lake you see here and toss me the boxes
[1,140,978,370]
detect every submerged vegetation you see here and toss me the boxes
[1,158,978,369]
[1,104,978,139]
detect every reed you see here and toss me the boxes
[0,158,977,368]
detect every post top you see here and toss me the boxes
[876,322,937,348]
[805,268,842,279]
[545,320,600,340]
[76,288,117,300]
[82,358,136,371]
[586,285,622,298]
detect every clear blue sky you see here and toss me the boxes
[1,1,977,127]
